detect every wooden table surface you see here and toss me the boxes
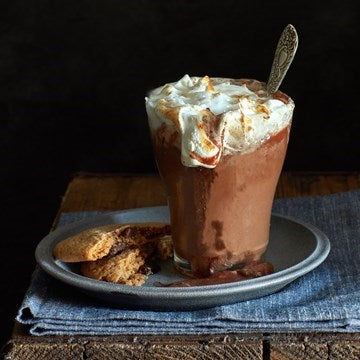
[3,172,360,359]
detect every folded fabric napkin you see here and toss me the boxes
[17,190,360,335]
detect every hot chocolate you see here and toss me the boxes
[146,75,294,278]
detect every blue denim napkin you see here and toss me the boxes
[17,190,360,335]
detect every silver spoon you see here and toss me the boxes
[267,24,299,95]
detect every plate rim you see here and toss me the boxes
[35,206,331,300]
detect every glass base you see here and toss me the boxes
[173,251,194,277]
[173,250,263,278]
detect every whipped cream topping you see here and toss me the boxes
[146,75,294,168]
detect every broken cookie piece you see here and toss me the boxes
[53,222,171,263]
[53,224,123,262]
[81,248,146,284]
[53,222,173,286]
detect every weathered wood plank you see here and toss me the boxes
[269,333,360,360]
[58,173,167,213]
[3,341,84,360]
[270,341,328,359]
[85,335,263,360]
[3,334,264,360]
[329,340,360,360]
[57,172,360,214]
[275,172,360,198]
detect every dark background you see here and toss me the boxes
[1,0,359,348]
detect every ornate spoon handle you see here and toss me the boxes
[267,24,298,95]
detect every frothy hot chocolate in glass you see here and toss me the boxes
[146,75,294,278]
